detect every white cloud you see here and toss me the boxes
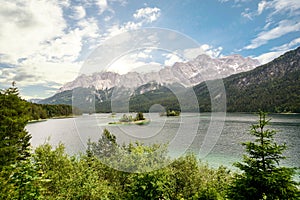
[257,1,267,15]
[218,0,229,3]
[240,0,300,51]
[77,17,101,39]
[0,0,66,63]
[253,35,300,64]
[133,7,161,23]
[241,8,254,20]
[0,1,103,91]
[104,15,112,22]
[102,7,162,41]
[71,6,86,20]
[244,20,300,50]
[164,54,184,66]
[183,45,223,59]
[271,38,300,51]
[241,0,300,21]
[102,22,142,42]
[240,1,268,20]
[59,0,71,7]
[95,0,108,14]
[255,51,285,64]
[107,54,161,75]
[19,17,100,83]
[270,0,300,14]
[0,61,82,88]
[110,0,128,6]
[136,51,152,59]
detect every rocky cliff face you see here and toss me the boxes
[58,54,260,92]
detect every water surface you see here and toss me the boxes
[27,113,300,169]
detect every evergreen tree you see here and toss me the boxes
[228,111,299,199]
[0,83,31,169]
[87,128,118,158]
[135,112,145,121]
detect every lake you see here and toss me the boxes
[27,113,300,170]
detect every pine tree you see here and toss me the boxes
[87,128,118,158]
[0,83,31,169]
[228,111,299,199]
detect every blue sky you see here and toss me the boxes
[0,0,299,99]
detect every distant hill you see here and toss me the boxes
[38,90,72,105]
[224,46,300,112]
[39,47,300,113]
[130,46,300,113]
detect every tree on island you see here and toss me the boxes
[135,112,145,121]
[118,113,145,122]
[0,83,31,169]
[160,110,180,117]
[228,111,299,199]
[119,114,134,122]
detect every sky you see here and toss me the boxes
[0,0,300,99]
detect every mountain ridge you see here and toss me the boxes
[38,47,300,113]
[58,53,259,93]
[129,47,300,113]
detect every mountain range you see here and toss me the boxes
[57,54,259,92]
[38,47,300,113]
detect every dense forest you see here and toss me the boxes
[0,84,73,121]
[29,103,73,120]
[0,86,299,199]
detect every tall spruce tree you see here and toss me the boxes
[0,83,31,169]
[228,111,299,199]
[87,128,118,158]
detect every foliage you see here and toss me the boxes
[228,111,299,199]
[87,129,170,172]
[160,110,181,117]
[134,112,145,121]
[34,143,113,199]
[116,113,146,123]
[169,154,232,200]
[126,167,174,200]
[0,155,46,199]
[119,114,134,122]
[129,86,181,113]
[85,129,232,199]
[29,103,48,120]
[40,104,73,118]
[0,84,31,169]
[28,103,73,121]
[225,70,300,113]
[87,128,118,158]
[2,94,299,199]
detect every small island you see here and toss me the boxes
[108,112,149,125]
[160,110,181,117]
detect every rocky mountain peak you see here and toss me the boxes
[58,53,260,93]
